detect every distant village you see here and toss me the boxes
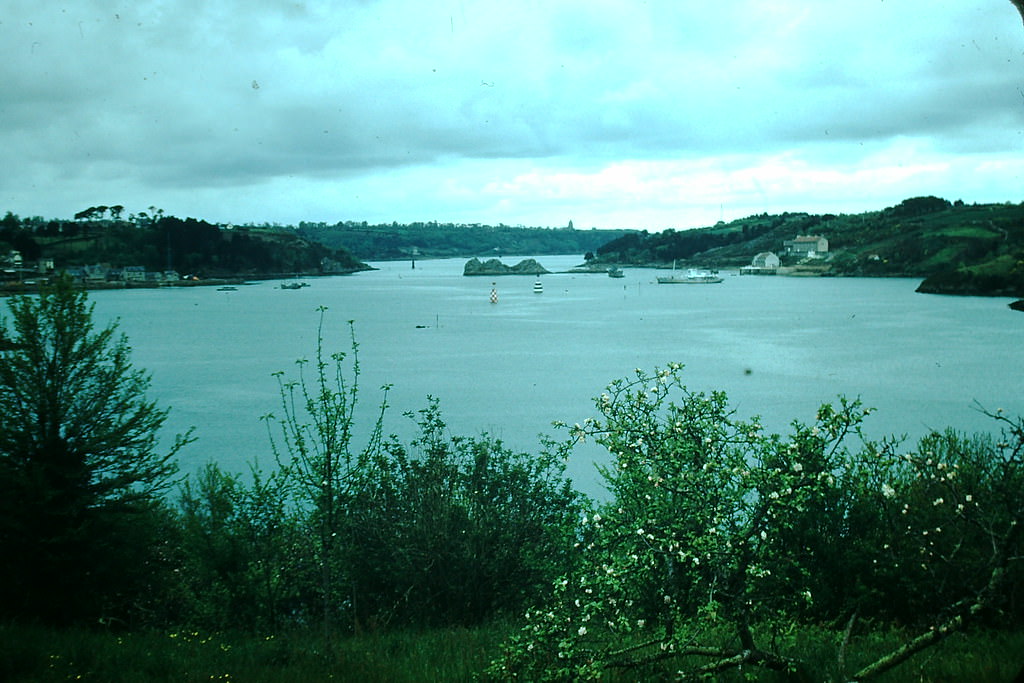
[1,251,194,289]
[0,251,358,292]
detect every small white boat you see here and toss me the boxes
[657,262,722,284]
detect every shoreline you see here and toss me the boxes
[0,268,371,297]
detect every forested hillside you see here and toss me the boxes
[592,197,1024,296]
[6,198,1023,296]
[295,220,636,260]
[0,209,368,278]
[2,210,635,281]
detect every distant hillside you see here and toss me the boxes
[7,200,1022,297]
[590,197,1024,297]
[1,211,369,278]
[295,220,636,260]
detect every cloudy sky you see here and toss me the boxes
[2,1,1022,230]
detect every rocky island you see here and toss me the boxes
[463,257,551,276]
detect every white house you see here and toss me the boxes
[783,235,829,257]
[740,251,780,275]
[123,266,148,282]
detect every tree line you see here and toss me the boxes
[1,210,367,278]
[3,208,637,274]
[296,220,637,261]
[1,279,1022,680]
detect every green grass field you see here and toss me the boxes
[3,622,1021,682]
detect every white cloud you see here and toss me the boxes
[1,0,1021,228]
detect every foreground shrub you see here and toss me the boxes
[173,312,586,633]
[488,364,1024,681]
[344,398,585,628]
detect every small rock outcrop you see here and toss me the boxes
[463,258,551,276]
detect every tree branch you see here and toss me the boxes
[852,521,1020,680]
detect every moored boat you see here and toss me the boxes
[657,263,722,284]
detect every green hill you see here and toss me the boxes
[295,220,636,260]
[7,199,1023,297]
[1,212,369,279]
[591,197,1024,297]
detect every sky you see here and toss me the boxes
[2,1,1022,231]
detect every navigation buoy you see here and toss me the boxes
[490,283,498,304]
[534,279,543,294]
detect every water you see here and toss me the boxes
[72,255,1023,498]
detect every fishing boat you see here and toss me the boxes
[607,266,624,278]
[657,262,722,284]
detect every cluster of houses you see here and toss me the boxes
[64,264,183,285]
[2,251,182,286]
[740,235,829,275]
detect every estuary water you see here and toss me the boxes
[81,255,1023,498]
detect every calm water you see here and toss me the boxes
[75,256,1022,498]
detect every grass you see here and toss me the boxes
[0,622,509,682]
[3,621,1021,681]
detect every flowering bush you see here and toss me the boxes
[488,365,1024,681]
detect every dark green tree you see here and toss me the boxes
[0,276,191,624]
[345,399,585,628]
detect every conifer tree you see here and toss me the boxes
[0,276,190,624]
